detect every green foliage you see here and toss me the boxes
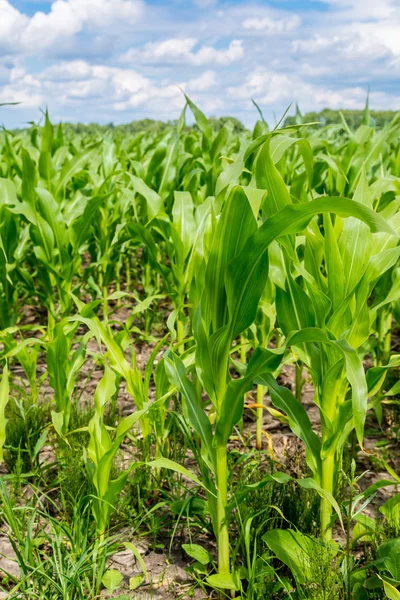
[4,394,49,473]
[285,108,399,129]
[1,99,400,600]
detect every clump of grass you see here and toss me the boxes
[4,394,49,474]
[295,540,344,600]
[56,443,92,519]
[229,449,320,538]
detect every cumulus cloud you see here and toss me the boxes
[292,26,399,62]
[183,70,217,92]
[121,38,244,66]
[228,66,399,112]
[0,0,144,53]
[243,14,300,33]
[0,0,29,51]
[0,61,224,119]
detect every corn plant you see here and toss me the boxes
[165,138,394,585]
[46,319,87,437]
[254,141,399,540]
[83,365,145,540]
[71,301,168,446]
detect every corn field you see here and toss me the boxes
[0,100,399,600]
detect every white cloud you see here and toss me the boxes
[120,38,244,66]
[121,38,197,64]
[183,70,217,92]
[351,21,400,56]
[0,61,224,119]
[292,26,399,62]
[0,0,29,50]
[0,0,144,53]
[292,34,338,54]
[0,66,43,108]
[191,39,243,66]
[229,69,295,104]
[243,14,300,33]
[228,66,399,112]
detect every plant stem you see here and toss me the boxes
[177,317,185,355]
[320,452,335,540]
[216,445,230,575]
[256,384,264,450]
[47,308,55,341]
[103,285,108,320]
[346,479,353,600]
[116,261,121,306]
[144,262,151,291]
[378,307,392,366]
[295,362,303,401]
[125,256,131,290]
[383,311,392,365]
[240,334,246,365]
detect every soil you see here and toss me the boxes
[1,299,399,599]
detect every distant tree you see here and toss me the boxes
[284,108,399,129]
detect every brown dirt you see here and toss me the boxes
[2,301,400,599]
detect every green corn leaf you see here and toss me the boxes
[172,191,196,261]
[127,172,164,221]
[255,136,291,215]
[185,94,213,150]
[225,196,395,343]
[54,141,101,196]
[164,351,216,471]
[215,346,282,446]
[205,185,257,333]
[146,457,204,489]
[260,373,322,479]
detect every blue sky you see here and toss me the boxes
[0,0,399,128]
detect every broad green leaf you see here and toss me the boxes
[225,196,395,347]
[206,573,240,591]
[205,185,257,333]
[146,457,204,489]
[127,173,163,221]
[102,569,123,592]
[182,544,211,565]
[263,529,335,584]
[164,352,216,471]
[172,191,196,260]
[55,141,101,195]
[377,539,400,581]
[381,578,400,600]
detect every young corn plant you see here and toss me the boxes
[5,128,107,332]
[46,319,87,437]
[255,150,400,540]
[83,365,145,541]
[165,136,394,587]
[71,299,169,447]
